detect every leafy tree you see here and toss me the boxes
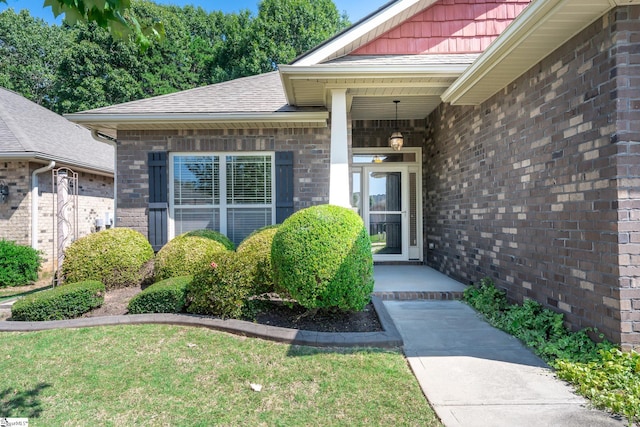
[51,21,143,113]
[0,9,69,105]
[0,0,163,47]
[254,0,349,66]
[1,0,352,113]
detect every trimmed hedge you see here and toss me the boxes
[0,239,43,287]
[127,276,192,314]
[11,280,105,321]
[184,229,235,251]
[236,225,279,295]
[62,228,154,290]
[154,231,230,281]
[271,204,374,311]
[186,251,257,319]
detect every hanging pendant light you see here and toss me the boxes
[389,100,403,151]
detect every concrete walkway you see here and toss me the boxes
[377,266,623,427]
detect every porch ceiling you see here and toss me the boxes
[279,58,473,120]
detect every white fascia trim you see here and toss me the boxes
[0,152,114,176]
[65,111,329,125]
[292,0,429,66]
[442,0,568,105]
[280,64,469,77]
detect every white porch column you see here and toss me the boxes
[329,88,350,207]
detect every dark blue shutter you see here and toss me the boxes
[275,151,294,223]
[148,151,168,251]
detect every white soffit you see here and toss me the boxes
[292,0,438,66]
[442,0,640,105]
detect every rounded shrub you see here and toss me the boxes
[236,225,279,295]
[184,229,235,251]
[271,204,374,312]
[186,251,257,319]
[127,276,191,314]
[11,280,104,321]
[62,228,154,290]
[154,231,231,281]
[0,239,42,287]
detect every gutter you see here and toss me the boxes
[91,130,118,227]
[31,161,55,250]
[65,111,329,125]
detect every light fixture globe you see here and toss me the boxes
[388,131,404,151]
[388,100,403,151]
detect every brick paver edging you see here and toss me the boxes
[0,296,403,348]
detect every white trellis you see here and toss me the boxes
[52,167,78,287]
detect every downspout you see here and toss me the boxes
[31,161,55,249]
[91,130,118,227]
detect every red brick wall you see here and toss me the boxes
[353,0,530,55]
[424,7,640,349]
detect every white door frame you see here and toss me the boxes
[351,147,423,262]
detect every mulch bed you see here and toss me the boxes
[78,286,383,333]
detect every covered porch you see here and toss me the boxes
[373,264,467,300]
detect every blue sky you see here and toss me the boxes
[0,0,390,25]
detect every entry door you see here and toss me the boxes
[363,167,409,261]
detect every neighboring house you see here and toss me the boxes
[67,0,640,349]
[0,88,114,273]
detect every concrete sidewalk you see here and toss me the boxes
[384,300,624,427]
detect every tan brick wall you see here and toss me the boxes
[0,161,114,274]
[424,7,640,349]
[115,126,333,238]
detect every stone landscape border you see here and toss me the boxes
[0,296,403,348]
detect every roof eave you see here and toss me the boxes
[279,64,469,106]
[65,111,329,132]
[442,0,640,105]
[0,152,114,176]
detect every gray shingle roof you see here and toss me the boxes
[79,71,296,115]
[0,88,114,173]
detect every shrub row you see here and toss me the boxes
[128,276,191,314]
[0,239,42,287]
[11,280,105,321]
[58,205,375,319]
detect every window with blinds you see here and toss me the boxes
[172,153,274,245]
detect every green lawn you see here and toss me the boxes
[0,325,441,426]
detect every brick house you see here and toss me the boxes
[67,0,640,349]
[0,88,114,273]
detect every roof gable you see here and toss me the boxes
[353,0,530,55]
[0,88,113,173]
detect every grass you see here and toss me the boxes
[0,325,441,426]
[0,274,54,302]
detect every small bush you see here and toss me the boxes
[184,229,235,251]
[154,231,230,281]
[271,204,374,312]
[236,225,279,295]
[0,239,42,287]
[62,228,154,290]
[127,276,191,314]
[11,280,104,321]
[186,252,257,319]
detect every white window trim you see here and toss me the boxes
[168,151,276,241]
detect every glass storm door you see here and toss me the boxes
[362,167,409,261]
